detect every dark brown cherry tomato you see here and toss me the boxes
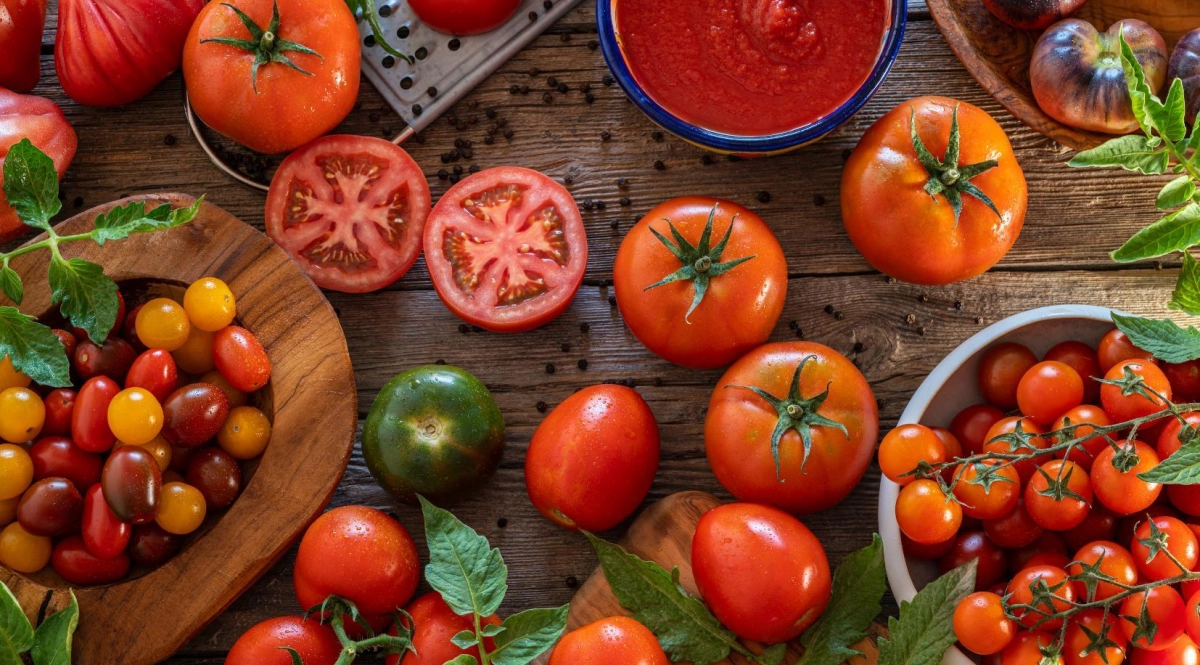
[73,335,136,383]
[81,483,130,560]
[213,326,271,392]
[28,436,102,492]
[185,448,241,510]
[127,522,182,567]
[1169,29,1200,125]
[102,446,162,524]
[950,404,1006,455]
[1097,328,1154,372]
[41,389,76,436]
[938,531,1007,591]
[126,349,179,403]
[902,532,956,560]
[1164,359,1200,404]
[72,376,120,452]
[51,536,130,585]
[978,342,1037,410]
[1043,340,1102,404]
[162,383,230,448]
[121,303,146,352]
[981,0,1088,30]
[17,477,83,536]
[50,329,77,361]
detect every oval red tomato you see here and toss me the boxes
[72,376,121,453]
[41,389,77,437]
[81,483,130,560]
[0,90,77,244]
[126,349,179,403]
[213,326,271,392]
[227,616,343,665]
[408,0,521,35]
[28,436,102,491]
[51,535,130,585]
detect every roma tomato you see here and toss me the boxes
[1006,565,1076,630]
[981,0,1087,30]
[51,536,130,585]
[1066,540,1138,601]
[183,0,360,154]
[424,167,587,332]
[613,197,786,369]
[185,448,242,510]
[265,136,432,292]
[0,0,46,91]
[101,445,162,524]
[954,592,1015,656]
[387,592,502,665]
[16,477,83,537]
[0,90,76,244]
[951,404,1006,454]
[162,383,231,447]
[28,436,102,492]
[364,365,505,504]
[1091,440,1161,516]
[1024,460,1093,532]
[1098,328,1153,372]
[1017,361,1084,425]
[81,484,130,560]
[73,336,137,382]
[42,388,76,437]
[1120,586,1186,651]
[1101,359,1171,423]
[227,616,342,665]
[126,349,179,403]
[705,342,878,514]
[213,327,271,392]
[692,503,831,644]
[547,617,668,665]
[408,0,521,35]
[979,343,1038,410]
[841,96,1027,285]
[525,384,659,531]
[1044,340,1102,403]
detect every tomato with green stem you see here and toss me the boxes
[983,416,1051,482]
[387,592,501,665]
[1101,359,1172,423]
[1120,585,1186,651]
[1024,459,1093,532]
[1091,440,1162,516]
[1158,413,1200,516]
[1017,361,1084,426]
[897,479,962,545]
[1130,516,1198,581]
[227,616,343,665]
[998,631,1058,664]
[979,343,1038,410]
[1066,540,1138,601]
[547,616,668,665]
[879,424,947,486]
[1063,609,1127,665]
[1052,405,1111,470]
[953,460,1021,520]
[1006,565,1076,631]
[954,591,1015,656]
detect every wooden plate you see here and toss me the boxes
[927,0,1200,150]
[531,491,885,665]
[0,194,357,665]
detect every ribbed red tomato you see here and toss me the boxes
[0,90,77,244]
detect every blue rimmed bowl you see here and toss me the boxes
[596,0,908,155]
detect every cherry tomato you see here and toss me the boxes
[42,388,76,436]
[998,631,1058,665]
[73,376,121,452]
[107,387,164,446]
[984,498,1044,548]
[51,535,130,585]
[217,406,271,460]
[1098,328,1154,372]
[17,477,83,537]
[1044,340,1103,404]
[979,343,1038,409]
[1120,585,1186,651]
[880,424,947,485]
[931,426,964,481]
[1101,359,1172,423]
[954,460,1021,520]
[132,436,173,472]
[185,448,242,510]
[1165,359,1200,403]
[0,355,30,390]
[1188,590,1200,645]
[387,592,502,665]
[547,616,669,665]
[81,483,130,560]
[73,336,136,382]
[954,591,1016,656]
[424,167,588,332]
[200,371,247,408]
[0,522,51,573]
[1062,504,1119,552]
[1006,565,1076,630]
[183,277,236,331]
[101,445,162,524]
[938,530,1008,591]
[50,329,78,362]
[902,532,956,560]
[0,497,14,526]
[135,298,191,351]
[155,482,206,535]
[1010,531,1069,572]
[162,383,231,448]
[172,327,215,375]
[126,349,179,403]
[1018,361,1084,426]
[1130,636,1200,665]
[0,443,33,500]
[692,503,831,644]
[1063,609,1127,665]
[1052,405,1111,470]
[213,326,271,392]
[984,416,1050,482]
[408,0,521,35]
[0,387,43,443]
[27,437,102,492]
[1091,440,1162,516]
[1066,540,1138,600]
[1158,413,1200,516]
[951,404,1006,454]
[227,616,343,665]
[1117,505,1180,547]
[897,479,962,545]
[127,522,182,567]
[1131,516,1198,581]
[121,303,145,352]
[1025,459,1093,531]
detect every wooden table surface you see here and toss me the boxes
[10,1,1188,663]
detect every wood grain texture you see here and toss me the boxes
[0,196,357,665]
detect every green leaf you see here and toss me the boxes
[443,656,479,665]
[1162,78,1190,142]
[0,265,22,305]
[1112,312,1200,363]
[0,306,70,387]
[1068,135,1169,175]
[1,139,61,231]
[1139,439,1200,484]
[1171,252,1200,316]
[489,606,569,665]
[585,532,741,665]
[1111,203,1200,262]
[47,256,119,344]
[797,535,887,665]
[30,591,77,665]
[757,643,788,665]
[450,630,477,650]
[0,581,34,665]
[878,560,977,665]
[481,624,505,638]
[1157,174,1196,209]
[90,198,203,246]
[1120,34,1154,137]
[419,496,508,619]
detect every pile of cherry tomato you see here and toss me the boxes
[0,276,272,585]
[880,326,1200,663]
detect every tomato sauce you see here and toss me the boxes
[614,0,889,136]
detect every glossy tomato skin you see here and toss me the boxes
[1160,413,1200,515]
[0,89,76,243]
[81,483,130,560]
[213,327,271,392]
[951,404,1006,454]
[386,592,502,665]
[1097,329,1153,372]
[101,445,162,524]
[73,336,136,383]
[547,616,669,665]
[185,448,242,510]
[17,477,83,537]
[364,365,505,504]
[613,197,786,369]
[692,503,831,644]
[938,531,1008,591]
[126,349,179,403]
[183,0,360,154]
[706,342,878,514]
[424,167,588,332]
[72,377,120,453]
[978,343,1038,410]
[1044,340,1102,403]
[227,616,342,665]
[525,385,659,531]
[127,522,182,566]
[1091,440,1162,516]
[264,135,432,293]
[841,96,1027,285]
[28,436,102,492]
[1101,359,1171,423]
[408,0,520,35]
[1171,31,1200,125]
[0,0,46,91]
[41,389,76,437]
[981,0,1088,30]
[51,535,130,585]
[1165,359,1200,403]
[1131,637,1200,665]
[162,383,231,447]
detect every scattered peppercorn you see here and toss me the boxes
[651,131,664,142]
[565,576,578,588]
[453,165,464,176]
[536,401,547,413]
[164,134,176,146]
[854,342,865,353]
[547,76,558,88]
[585,93,595,103]
[756,191,771,203]
[580,323,590,333]
[578,359,588,370]
[458,324,469,333]
[608,295,617,306]
[918,326,927,336]
[955,300,964,310]
[542,92,553,104]
[564,176,574,185]
[497,518,508,528]
[813,194,826,206]
[504,129,514,139]
[469,165,481,174]
[602,74,614,86]
[588,40,599,50]
[437,169,449,180]
[546,363,556,374]
[653,160,665,170]
[601,130,611,141]
[557,83,569,94]
[485,108,497,119]
[834,311,845,321]
[528,11,537,20]
[596,200,607,210]
[824,304,835,314]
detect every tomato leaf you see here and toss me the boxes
[0,306,70,387]
[419,496,508,619]
[1112,312,1200,363]
[1171,252,1200,316]
[451,630,478,650]
[877,560,977,665]
[1161,78,1190,143]
[1068,135,1169,175]
[47,256,119,345]
[0,264,22,305]
[1139,439,1200,484]
[1120,34,1156,138]
[1,138,61,231]
[0,581,34,665]
[1158,174,1196,209]
[797,534,887,665]
[444,656,479,665]
[90,198,203,246]
[1111,203,1200,262]
[30,591,78,665]
[489,606,568,665]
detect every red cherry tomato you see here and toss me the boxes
[953,460,1020,520]
[1188,591,1200,646]
[1091,440,1162,516]
[81,483,130,560]
[931,426,964,482]
[1120,585,1186,651]
[983,416,1050,482]
[213,326,271,392]
[51,535,130,585]
[1006,565,1076,630]
[73,335,136,383]
[17,477,83,537]
[954,591,1016,656]
[407,0,520,35]
[1024,459,1093,531]
[1009,531,1069,572]
[126,349,179,403]
[227,616,343,665]
[1164,359,1200,403]
[1159,413,1200,516]
[983,499,1044,549]
[127,522,182,567]
[879,424,948,486]
[1052,404,1111,470]
[897,479,963,545]
[1063,609,1127,665]
[1131,636,1200,665]
[72,376,121,452]
[387,592,502,665]
[1017,361,1084,426]
[1062,503,1118,551]
[547,616,669,665]
[951,403,1006,454]
[101,445,162,524]
[938,530,1008,591]
[41,389,76,437]
[162,383,230,448]
[978,343,1038,409]
[1098,328,1154,372]
[28,436,102,492]
[1044,340,1102,404]
[997,630,1057,664]
[902,532,956,560]
[1066,540,1138,601]
[1101,359,1172,423]
[1130,516,1198,581]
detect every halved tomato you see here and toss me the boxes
[264,135,431,293]
[423,167,588,332]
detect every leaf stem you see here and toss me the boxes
[475,611,492,665]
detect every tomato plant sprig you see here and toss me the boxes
[0,582,79,665]
[297,597,415,665]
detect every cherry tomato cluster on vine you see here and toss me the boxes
[878,327,1200,663]
[0,276,274,585]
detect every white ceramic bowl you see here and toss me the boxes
[878,304,1117,664]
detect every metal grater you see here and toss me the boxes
[358,0,586,137]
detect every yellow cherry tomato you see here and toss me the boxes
[108,388,163,446]
[136,298,192,351]
[0,355,30,391]
[200,370,247,408]
[184,277,236,332]
[0,388,44,443]
[218,406,272,460]
[0,522,52,573]
[0,497,17,526]
[156,482,207,535]
[172,327,215,375]
[129,436,172,472]
[0,444,33,500]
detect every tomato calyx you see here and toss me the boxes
[644,205,756,321]
[725,355,848,479]
[909,106,1001,225]
[301,595,415,665]
[1031,464,1086,503]
[200,0,324,93]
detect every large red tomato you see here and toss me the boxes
[613,197,787,369]
[0,0,46,92]
[56,0,204,106]
[424,167,588,332]
[0,90,77,244]
[227,616,343,665]
[692,503,831,644]
[386,592,501,665]
[265,135,432,293]
[705,342,879,514]
[841,96,1027,285]
[409,0,521,35]
[547,617,669,665]
[183,0,360,154]
[525,385,659,531]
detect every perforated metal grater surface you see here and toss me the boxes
[358,0,586,136]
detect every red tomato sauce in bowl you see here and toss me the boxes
[613,0,890,137]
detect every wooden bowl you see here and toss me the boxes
[0,194,358,665]
[927,0,1200,150]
